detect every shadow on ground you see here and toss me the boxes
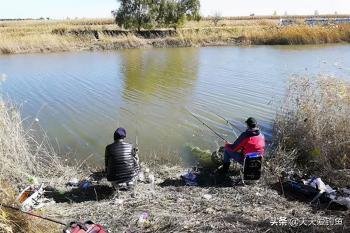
[45,184,116,203]
[43,171,118,203]
[159,168,243,188]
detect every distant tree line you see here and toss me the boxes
[112,0,201,31]
[0,17,50,21]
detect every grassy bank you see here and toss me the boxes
[1,76,350,232]
[1,18,350,54]
[0,102,81,233]
[271,76,350,187]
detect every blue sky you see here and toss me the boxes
[0,0,349,19]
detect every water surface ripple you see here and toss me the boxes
[1,45,350,164]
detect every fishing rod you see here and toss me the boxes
[187,109,229,143]
[209,111,239,138]
[1,204,66,226]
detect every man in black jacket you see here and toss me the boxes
[105,128,139,186]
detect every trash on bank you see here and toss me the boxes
[303,177,330,192]
[202,194,212,200]
[114,199,124,205]
[16,184,45,211]
[181,171,198,186]
[138,172,145,182]
[148,174,155,184]
[138,167,155,184]
[67,178,93,191]
[80,180,92,191]
[137,212,150,228]
[281,172,350,211]
[68,178,80,187]
[64,220,108,233]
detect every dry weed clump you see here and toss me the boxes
[273,76,350,180]
[0,102,82,187]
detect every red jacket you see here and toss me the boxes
[225,128,265,156]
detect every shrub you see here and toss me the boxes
[273,76,350,175]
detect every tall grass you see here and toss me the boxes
[272,76,350,183]
[0,102,81,184]
[0,101,82,232]
[244,25,350,45]
[0,101,84,231]
[0,19,115,54]
[1,19,350,54]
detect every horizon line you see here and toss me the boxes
[1,13,350,21]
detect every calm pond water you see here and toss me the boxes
[1,45,350,164]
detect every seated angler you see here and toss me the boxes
[219,117,265,174]
[105,128,140,188]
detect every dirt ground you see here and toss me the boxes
[41,165,349,233]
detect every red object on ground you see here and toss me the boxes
[65,221,108,233]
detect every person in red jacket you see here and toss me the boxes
[219,117,265,174]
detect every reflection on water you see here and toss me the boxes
[117,48,199,156]
[1,45,350,165]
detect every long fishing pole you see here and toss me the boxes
[1,204,66,226]
[187,109,229,143]
[210,111,239,138]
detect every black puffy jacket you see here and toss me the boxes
[105,140,139,183]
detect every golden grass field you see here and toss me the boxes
[1,17,350,54]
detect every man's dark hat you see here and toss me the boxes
[114,127,126,140]
[245,117,257,128]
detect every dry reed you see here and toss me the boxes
[0,101,82,186]
[244,25,350,45]
[272,76,350,186]
[1,19,350,54]
[0,100,84,232]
